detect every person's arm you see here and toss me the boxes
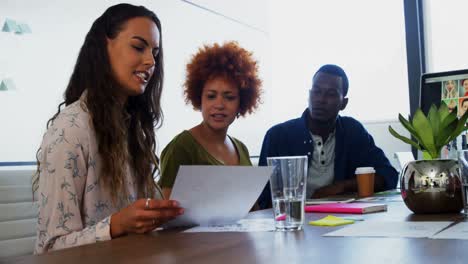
[311,179,355,198]
[373,173,388,192]
[356,127,398,191]
[109,199,183,238]
[338,120,398,192]
[35,125,110,253]
[36,119,184,254]
[158,137,192,199]
[239,140,252,166]
[311,174,386,198]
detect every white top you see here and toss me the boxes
[34,98,162,254]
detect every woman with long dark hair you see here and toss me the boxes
[34,3,183,254]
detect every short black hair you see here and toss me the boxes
[313,64,349,96]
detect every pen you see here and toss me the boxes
[341,217,364,221]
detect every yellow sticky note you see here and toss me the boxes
[309,215,354,226]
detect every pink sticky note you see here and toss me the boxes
[276,214,286,221]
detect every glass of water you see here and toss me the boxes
[267,156,307,231]
[457,150,468,216]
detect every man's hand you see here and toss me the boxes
[311,174,386,199]
[311,182,345,198]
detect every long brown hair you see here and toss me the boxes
[33,3,164,201]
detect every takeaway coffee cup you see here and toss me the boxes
[355,167,375,197]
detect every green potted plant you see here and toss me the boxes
[389,103,468,159]
[388,103,468,214]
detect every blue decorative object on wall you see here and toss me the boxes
[17,23,32,34]
[2,19,19,33]
[0,79,16,91]
[2,19,31,34]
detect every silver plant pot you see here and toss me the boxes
[400,159,463,214]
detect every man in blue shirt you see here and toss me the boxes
[258,64,398,209]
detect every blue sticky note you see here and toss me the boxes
[2,19,19,33]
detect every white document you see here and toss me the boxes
[431,222,468,240]
[183,219,275,233]
[165,165,273,228]
[323,221,452,238]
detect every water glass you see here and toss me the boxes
[457,150,468,216]
[267,156,307,231]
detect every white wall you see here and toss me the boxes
[0,0,271,161]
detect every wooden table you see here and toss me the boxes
[3,198,468,264]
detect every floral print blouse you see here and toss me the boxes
[34,98,162,254]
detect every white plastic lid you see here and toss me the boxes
[355,167,375,174]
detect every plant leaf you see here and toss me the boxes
[412,109,435,154]
[439,111,458,130]
[436,121,457,147]
[398,114,422,142]
[447,110,468,142]
[438,102,451,122]
[428,104,440,140]
[391,102,466,159]
[436,104,458,146]
[388,126,423,151]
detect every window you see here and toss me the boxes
[269,0,409,121]
[423,0,468,72]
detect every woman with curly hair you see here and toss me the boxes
[34,4,183,254]
[158,41,262,198]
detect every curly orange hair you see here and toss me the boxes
[184,41,262,116]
